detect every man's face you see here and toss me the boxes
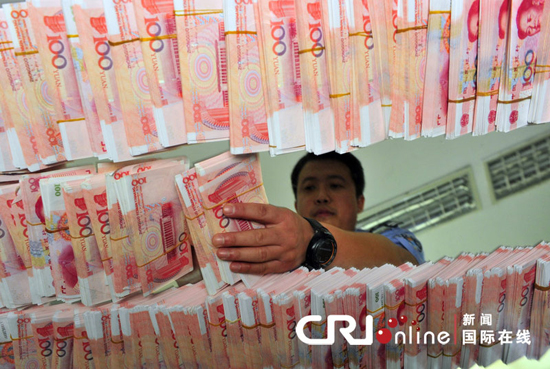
[294,160,365,231]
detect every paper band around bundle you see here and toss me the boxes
[241,323,256,329]
[140,34,177,42]
[241,322,275,330]
[442,350,461,357]
[396,25,428,34]
[108,38,139,47]
[10,334,33,341]
[427,352,443,359]
[269,145,305,149]
[0,47,14,52]
[534,283,550,291]
[535,65,550,73]
[298,46,325,54]
[349,31,372,37]
[476,91,499,97]
[184,211,205,221]
[329,93,351,99]
[208,320,223,327]
[174,9,223,17]
[57,117,85,124]
[384,302,402,311]
[225,31,257,36]
[70,231,95,240]
[109,235,129,242]
[26,220,44,226]
[367,305,384,314]
[45,226,69,234]
[14,50,38,56]
[310,319,326,327]
[497,96,532,104]
[448,96,477,103]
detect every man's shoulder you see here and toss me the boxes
[356,222,425,264]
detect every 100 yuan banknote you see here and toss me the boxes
[28,0,94,162]
[175,0,230,144]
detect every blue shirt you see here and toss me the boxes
[357,225,425,264]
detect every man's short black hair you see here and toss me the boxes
[291,152,365,198]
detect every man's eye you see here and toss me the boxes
[303,185,314,191]
[330,183,343,189]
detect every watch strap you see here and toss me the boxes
[302,217,337,270]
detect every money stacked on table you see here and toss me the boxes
[1,0,550,173]
[0,243,548,368]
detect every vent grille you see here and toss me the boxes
[487,135,550,200]
[357,167,480,233]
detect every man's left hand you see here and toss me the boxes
[211,203,313,275]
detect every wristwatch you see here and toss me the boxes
[302,217,337,270]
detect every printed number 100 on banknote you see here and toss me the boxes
[225,0,270,154]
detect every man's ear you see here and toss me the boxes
[357,195,365,212]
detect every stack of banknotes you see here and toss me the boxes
[0,152,270,308]
[0,245,548,368]
[0,153,550,368]
[1,0,550,173]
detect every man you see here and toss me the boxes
[211,152,424,275]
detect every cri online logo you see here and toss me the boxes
[296,314,444,346]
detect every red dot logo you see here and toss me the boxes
[399,315,408,325]
[376,328,392,344]
[387,318,397,328]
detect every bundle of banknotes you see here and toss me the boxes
[0,243,548,368]
[0,152,272,309]
[1,0,550,173]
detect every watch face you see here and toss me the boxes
[315,239,336,266]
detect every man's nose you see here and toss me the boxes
[315,186,330,204]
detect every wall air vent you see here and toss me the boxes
[357,167,480,233]
[486,134,550,201]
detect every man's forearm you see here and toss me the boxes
[211,203,419,275]
[322,223,419,269]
